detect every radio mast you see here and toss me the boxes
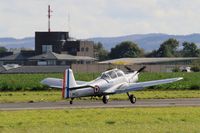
[48,5,53,32]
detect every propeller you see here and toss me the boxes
[137,66,146,73]
[124,65,135,72]
[124,65,146,73]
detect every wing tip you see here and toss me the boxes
[177,77,183,81]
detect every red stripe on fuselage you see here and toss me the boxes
[62,70,66,98]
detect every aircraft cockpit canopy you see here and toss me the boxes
[100,69,125,80]
[100,73,110,80]
[115,69,124,77]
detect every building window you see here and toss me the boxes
[71,48,77,52]
[61,34,65,40]
[42,45,52,53]
[86,47,89,52]
[47,60,56,65]
[60,61,65,65]
[38,61,47,66]
[81,47,84,52]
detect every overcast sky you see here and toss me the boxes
[1,0,200,38]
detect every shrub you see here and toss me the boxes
[190,85,200,90]
[172,67,180,72]
[0,72,200,91]
[191,66,200,72]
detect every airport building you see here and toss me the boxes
[29,51,95,66]
[35,32,94,57]
[0,5,96,66]
[0,52,13,58]
[0,31,96,66]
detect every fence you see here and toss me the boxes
[0,64,186,74]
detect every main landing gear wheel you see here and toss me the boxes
[102,95,109,104]
[129,94,136,104]
[127,93,136,104]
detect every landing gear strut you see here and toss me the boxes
[127,92,136,104]
[102,95,109,104]
[70,98,74,104]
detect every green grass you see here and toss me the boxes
[1,107,200,133]
[0,72,200,91]
[0,90,200,103]
[111,90,200,100]
[0,91,61,103]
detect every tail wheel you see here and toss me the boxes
[69,98,74,105]
[102,95,109,104]
[129,94,136,104]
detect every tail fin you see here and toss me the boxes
[62,68,77,98]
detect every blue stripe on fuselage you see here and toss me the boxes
[66,69,70,98]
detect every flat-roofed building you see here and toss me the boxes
[35,32,95,57]
[0,51,96,66]
[0,50,35,65]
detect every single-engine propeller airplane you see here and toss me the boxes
[41,66,183,104]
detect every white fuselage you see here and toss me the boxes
[69,71,138,98]
[41,67,183,104]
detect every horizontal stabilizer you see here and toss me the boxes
[70,85,95,90]
[41,78,87,89]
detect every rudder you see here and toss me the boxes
[62,68,77,98]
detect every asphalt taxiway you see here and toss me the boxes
[1,98,200,111]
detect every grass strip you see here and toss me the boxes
[0,90,200,103]
[0,107,200,133]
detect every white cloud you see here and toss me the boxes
[0,0,200,38]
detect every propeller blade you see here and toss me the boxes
[124,65,135,72]
[137,66,146,73]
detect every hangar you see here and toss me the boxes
[0,51,96,66]
[98,57,200,65]
[29,51,96,66]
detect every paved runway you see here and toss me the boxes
[1,98,200,111]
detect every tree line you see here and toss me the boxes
[0,47,7,53]
[94,38,200,60]
[1,38,200,61]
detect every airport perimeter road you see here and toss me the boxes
[1,98,200,111]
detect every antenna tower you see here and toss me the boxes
[68,13,71,36]
[48,5,53,32]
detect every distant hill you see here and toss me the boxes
[0,37,34,49]
[89,33,200,51]
[1,33,200,51]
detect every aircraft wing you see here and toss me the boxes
[104,77,183,94]
[40,78,87,88]
[103,83,125,94]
